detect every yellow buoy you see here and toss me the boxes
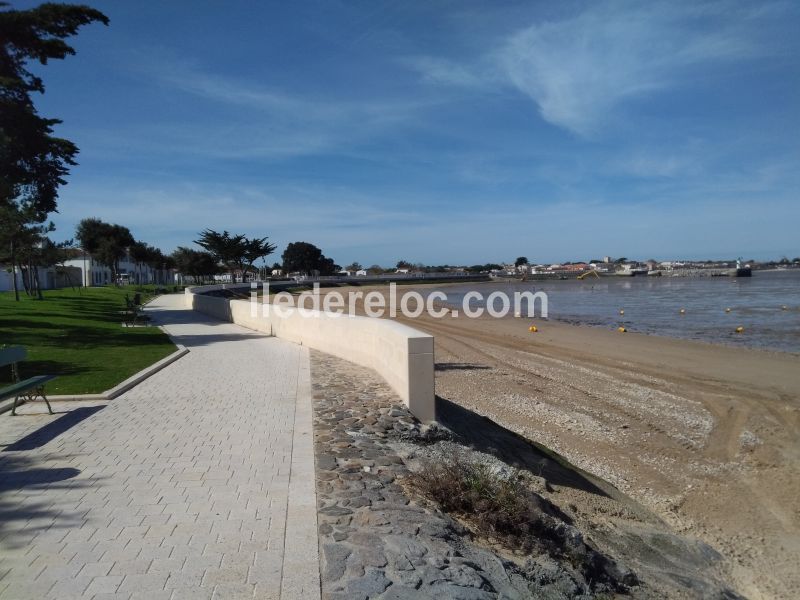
[618,326,627,333]
[529,325,538,333]
[679,308,686,315]
[725,307,731,313]
[735,326,744,333]
[619,309,625,315]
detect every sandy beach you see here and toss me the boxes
[314,283,800,599]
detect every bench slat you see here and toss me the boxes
[0,375,55,401]
[0,346,27,367]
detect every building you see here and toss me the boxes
[63,249,172,287]
[0,264,82,292]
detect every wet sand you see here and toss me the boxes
[317,283,800,599]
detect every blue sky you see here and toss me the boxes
[19,0,800,265]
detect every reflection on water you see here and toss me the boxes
[430,270,800,353]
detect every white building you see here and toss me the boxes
[0,265,82,292]
[63,250,169,287]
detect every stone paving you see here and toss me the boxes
[310,351,532,600]
[0,293,319,600]
[310,351,643,600]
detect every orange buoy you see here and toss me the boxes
[529,325,538,333]
[618,326,627,333]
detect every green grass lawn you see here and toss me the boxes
[0,286,177,395]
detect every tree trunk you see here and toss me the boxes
[33,265,43,300]
[10,239,20,301]
[20,258,31,295]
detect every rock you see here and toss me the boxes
[323,543,351,581]
[356,547,388,568]
[423,583,496,600]
[378,585,434,599]
[345,496,372,508]
[344,569,391,599]
[317,454,337,470]
[320,505,354,517]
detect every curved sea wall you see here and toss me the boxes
[184,285,436,422]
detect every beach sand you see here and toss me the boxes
[315,283,800,599]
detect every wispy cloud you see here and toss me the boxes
[498,2,767,135]
[408,1,783,136]
[119,54,441,160]
[401,56,491,88]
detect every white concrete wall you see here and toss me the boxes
[184,286,436,422]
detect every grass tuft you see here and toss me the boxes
[409,452,637,591]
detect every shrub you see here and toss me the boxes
[409,452,637,591]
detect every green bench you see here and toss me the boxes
[0,346,55,416]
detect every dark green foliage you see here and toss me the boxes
[281,241,339,276]
[194,229,276,282]
[172,246,220,282]
[1,2,108,299]
[75,218,134,280]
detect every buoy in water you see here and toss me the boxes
[735,326,744,333]
[679,308,686,315]
[619,309,625,315]
[529,325,538,333]
[781,305,788,311]
[618,326,627,333]
[725,307,732,313]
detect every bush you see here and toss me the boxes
[409,452,636,591]
[410,453,558,554]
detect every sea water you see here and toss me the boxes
[432,270,800,353]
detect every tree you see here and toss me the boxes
[75,218,134,284]
[515,256,529,267]
[241,236,276,281]
[345,262,362,272]
[194,229,275,282]
[194,229,242,280]
[396,260,411,270]
[282,242,338,276]
[1,3,109,300]
[172,247,219,283]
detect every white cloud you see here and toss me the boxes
[497,1,772,136]
[402,56,490,88]
[119,56,440,160]
[405,1,780,137]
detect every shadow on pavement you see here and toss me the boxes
[0,467,81,493]
[3,406,105,452]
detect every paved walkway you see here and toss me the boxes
[0,294,319,600]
